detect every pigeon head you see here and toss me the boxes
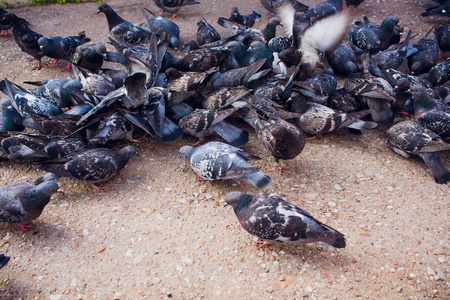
[179,145,194,159]
[1,98,22,130]
[118,146,138,160]
[30,181,60,206]
[225,191,254,213]
[408,85,430,108]
[97,3,113,15]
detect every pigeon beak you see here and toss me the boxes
[57,190,65,195]
[96,10,101,14]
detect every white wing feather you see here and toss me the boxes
[300,13,351,67]
[277,2,295,38]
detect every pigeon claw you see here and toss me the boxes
[51,59,59,67]
[255,240,272,248]
[18,223,31,231]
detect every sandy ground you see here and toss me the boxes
[0,0,449,299]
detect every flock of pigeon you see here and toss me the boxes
[0,0,449,266]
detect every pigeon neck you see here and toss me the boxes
[233,194,253,213]
[104,10,126,30]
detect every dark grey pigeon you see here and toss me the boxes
[422,1,450,17]
[97,3,152,45]
[0,181,59,230]
[2,13,44,69]
[153,0,201,18]
[34,146,138,188]
[407,26,439,75]
[259,0,309,14]
[410,84,450,139]
[387,120,450,184]
[26,78,82,108]
[196,17,221,46]
[228,7,261,27]
[326,43,359,76]
[179,141,272,189]
[38,32,91,69]
[248,101,305,165]
[0,254,10,270]
[178,106,249,147]
[141,8,180,48]
[290,96,377,135]
[225,191,346,248]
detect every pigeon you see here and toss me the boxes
[210,59,271,90]
[141,8,180,48]
[172,46,223,72]
[1,133,88,162]
[224,191,346,248]
[228,7,261,27]
[26,78,82,108]
[408,27,439,75]
[178,106,249,146]
[0,181,59,230]
[300,0,344,22]
[0,78,63,117]
[34,146,138,187]
[0,9,28,38]
[38,32,91,69]
[247,41,274,69]
[267,36,292,53]
[248,100,305,165]
[260,0,309,14]
[179,141,272,189]
[421,59,450,86]
[326,43,359,76]
[421,1,450,18]
[153,0,201,18]
[97,3,152,45]
[290,95,377,135]
[217,17,282,46]
[278,2,350,79]
[293,72,338,105]
[89,113,134,144]
[348,16,403,54]
[196,17,221,46]
[2,13,44,69]
[410,84,450,139]
[371,29,415,73]
[0,254,10,270]
[71,43,111,74]
[387,120,450,184]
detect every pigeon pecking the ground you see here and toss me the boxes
[179,141,272,189]
[0,181,59,230]
[386,120,450,184]
[34,146,138,189]
[225,191,346,248]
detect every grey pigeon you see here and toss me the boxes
[34,146,138,188]
[248,101,305,165]
[97,3,152,45]
[225,191,346,248]
[387,120,450,184]
[153,0,200,18]
[410,84,450,139]
[228,7,261,27]
[179,141,272,189]
[290,96,377,135]
[0,254,10,270]
[196,17,221,46]
[0,181,59,230]
[178,106,249,146]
